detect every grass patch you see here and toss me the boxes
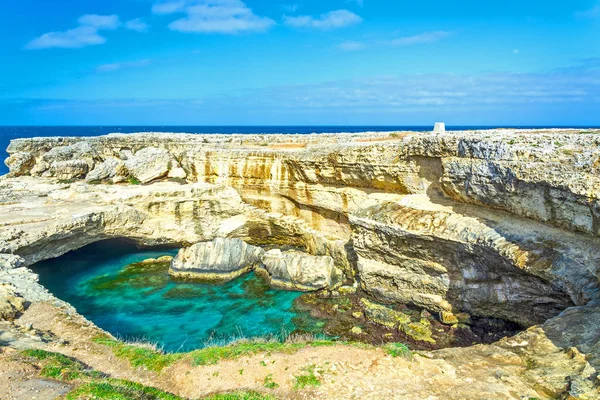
[189,339,336,366]
[22,349,271,400]
[293,365,322,390]
[263,374,279,390]
[21,349,96,381]
[57,179,75,184]
[204,392,276,400]
[66,379,183,400]
[92,337,182,372]
[128,176,141,185]
[385,343,413,360]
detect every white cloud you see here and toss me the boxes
[152,1,187,14]
[125,18,150,32]
[77,14,121,30]
[96,59,153,73]
[338,41,365,51]
[574,5,600,19]
[25,14,146,50]
[153,0,275,34]
[26,26,107,50]
[284,9,362,30]
[388,31,451,46]
[513,49,519,54]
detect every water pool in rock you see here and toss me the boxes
[31,240,326,352]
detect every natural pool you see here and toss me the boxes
[32,240,326,352]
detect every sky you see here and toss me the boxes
[0,0,599,126]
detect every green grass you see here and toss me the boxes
[21,349,93,381]
[188,339,336,366]
[22,349,274,400]
[263,374,279,390]
[293,365,322,390]
[92,337,182,372]
[203,392,276,400]
[128,176,141,185]
[66,379,183,400]
[385,343,413,360]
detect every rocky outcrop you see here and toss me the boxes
[259,249,342,291]
[0,284,26,320]
[86,157,127,183]
[124,147,173,184]
[1,129,600,398]
[350,194,598,327]
[170,238,264,282]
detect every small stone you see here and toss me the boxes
[352,311,363,319]
[440,311,459,325]
[351,326,363,335]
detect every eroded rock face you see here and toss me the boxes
[259,249,342,291]
[350,196,594,327]
[170,238,264,282]
[124,147,172,184]
[86,157,126,183]
[1,129,600,398]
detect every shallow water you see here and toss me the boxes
[32,240,325,352]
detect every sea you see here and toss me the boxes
[1,125,597,176]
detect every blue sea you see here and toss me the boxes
[1,125,597,176]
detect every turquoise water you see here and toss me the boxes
[31,240,324,352]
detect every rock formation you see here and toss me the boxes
[1,128,600,398]
[259,249,341,291]
[170,238,264,282]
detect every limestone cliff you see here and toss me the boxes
[2,128,600,398]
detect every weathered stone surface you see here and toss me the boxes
[4,152,33,177]
[170,238,264,282]
[0,178,248,265]
[0,285,26,320]
[49,160,89,180]
[259,249,341,291]
[86,157,126,183]
[1,129,600,398]
[124,147,172,184]
[351,194,598,327]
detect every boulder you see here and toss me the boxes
[86,157,126,183]
[49,160,90,180]
[36,142,96,177]
[170,238,264,282]
[0,284,26,321]
[4,152,33,177]
[0,254,25,270]
[259,249,342,291]
[124,147,172,184]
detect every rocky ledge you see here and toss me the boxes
[1,128,600,399]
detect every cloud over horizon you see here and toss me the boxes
[153,0,275,34]
[25,14,145,50]
[284,9,362,30]
[10,62,599,125]
[387,31,452,46]
[96,59,153,73]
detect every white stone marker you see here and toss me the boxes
[433,122,446,133]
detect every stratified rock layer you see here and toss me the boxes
[2,128,600,398]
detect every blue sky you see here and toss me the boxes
[0,0,599,125]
